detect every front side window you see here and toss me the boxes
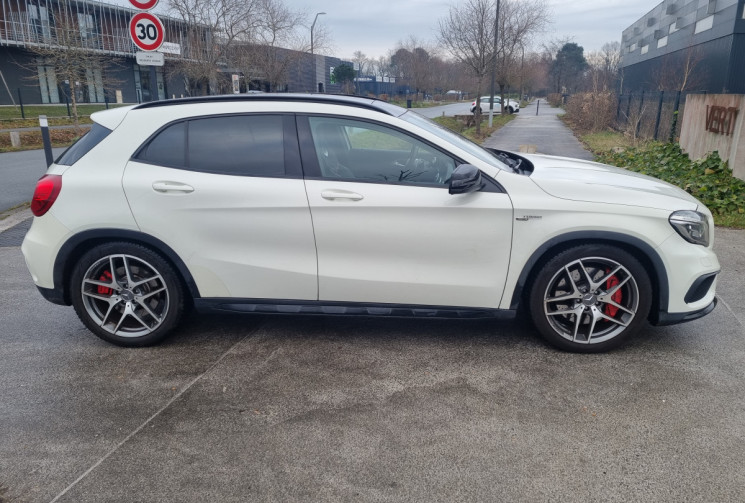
[308,117,455,186]
[135,114,285,177]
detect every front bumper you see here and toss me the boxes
[653,298,717,326]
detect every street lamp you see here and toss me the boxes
[311,12,326,55]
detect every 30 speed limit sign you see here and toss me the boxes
[129,12,165,51]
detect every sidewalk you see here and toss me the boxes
[482,100,594,160]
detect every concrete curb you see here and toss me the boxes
[0,206,32,233]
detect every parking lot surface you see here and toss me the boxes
[1,227,744,502]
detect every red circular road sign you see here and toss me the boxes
[128,0,159,10]
[130,12,165,52]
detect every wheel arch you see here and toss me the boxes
[509,231,668,322]
[53,229,201,305]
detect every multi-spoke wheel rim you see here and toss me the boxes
[80,254,169,338]
[543,256,640,344]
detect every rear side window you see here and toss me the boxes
[135,115,285,177]
[55,123,112,166]
[137,121,186,168]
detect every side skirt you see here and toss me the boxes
[194,298,517,320]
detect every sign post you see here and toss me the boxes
[129,0,165,102]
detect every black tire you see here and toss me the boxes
[528,245,652,353]
[508,107,514,114]
[70,242,185,347]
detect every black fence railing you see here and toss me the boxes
[615,90,704,142]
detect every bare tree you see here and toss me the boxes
[21,0,123,128]
[586,41,622,92]
[240,0,306,92]
[493,0,549,108]
[650,43,705,92]
[438,0,496,134]
[166,0,260,95]
[439,0,547,132]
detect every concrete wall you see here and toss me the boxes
[680,94,745,181]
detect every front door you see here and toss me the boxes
[300,115,513,309]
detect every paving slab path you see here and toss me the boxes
[483,99,594,161]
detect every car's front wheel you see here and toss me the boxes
[528,245,652,352]
[70,242,184,346]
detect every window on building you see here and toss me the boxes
[694,15,714,34]
[658,36,669,48]
[641,45,649,55]
[77,13,97,48]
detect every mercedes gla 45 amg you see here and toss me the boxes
[22,95,719,352]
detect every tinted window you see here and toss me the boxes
[309,117,455,186]
[137,121,186,168]
[188,115,285,176]
[56,123,111,166]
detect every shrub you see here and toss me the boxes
[565,92,617,133]
[547,93,563,107]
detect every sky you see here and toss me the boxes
[285,0,656,60]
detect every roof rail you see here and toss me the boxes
[132,93,405,117]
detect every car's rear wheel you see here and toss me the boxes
[70,242,184,346]
[508,106,514,114]
[528,245,652,352]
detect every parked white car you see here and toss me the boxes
[23,94,718,352]
[471,95,520,114]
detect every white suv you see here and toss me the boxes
[471,95,520,114]
[22,94,719,352]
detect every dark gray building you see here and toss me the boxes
[0,0,346,106]
[621,0,745,93]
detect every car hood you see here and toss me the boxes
[522,154,700,211]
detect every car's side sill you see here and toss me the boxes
[194,298,517,320]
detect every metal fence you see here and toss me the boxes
[615,91,701,142]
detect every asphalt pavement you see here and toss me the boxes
[0,148,65,213]
[483,99,594,160]
[0,231,744,502]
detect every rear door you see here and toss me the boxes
[122,114,318,300]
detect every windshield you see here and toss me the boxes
[399,111,509,171]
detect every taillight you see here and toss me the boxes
[31,174,62,217]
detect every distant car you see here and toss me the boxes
[471,95,520,114]
[23,94,718,352]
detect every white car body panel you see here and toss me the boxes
[524,154,700,211]
[20,95,721,349]
[122,162,318,299]
[304,179,513,307]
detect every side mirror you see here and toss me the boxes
[449,164,484,195]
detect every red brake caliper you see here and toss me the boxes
[97,270,113,296]
[605,273,622,317]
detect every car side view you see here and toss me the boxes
[22,94,719,352]
[471,95,520,114]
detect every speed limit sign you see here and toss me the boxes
[129,12,164,51]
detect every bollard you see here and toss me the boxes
[536,99,539,115]
[17,88,25,119]
[406,99,412,108]
[39,115,54,167]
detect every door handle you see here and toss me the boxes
[321,189,364,201]
[152,181,194,193]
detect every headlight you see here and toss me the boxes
[669,210,710,246]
